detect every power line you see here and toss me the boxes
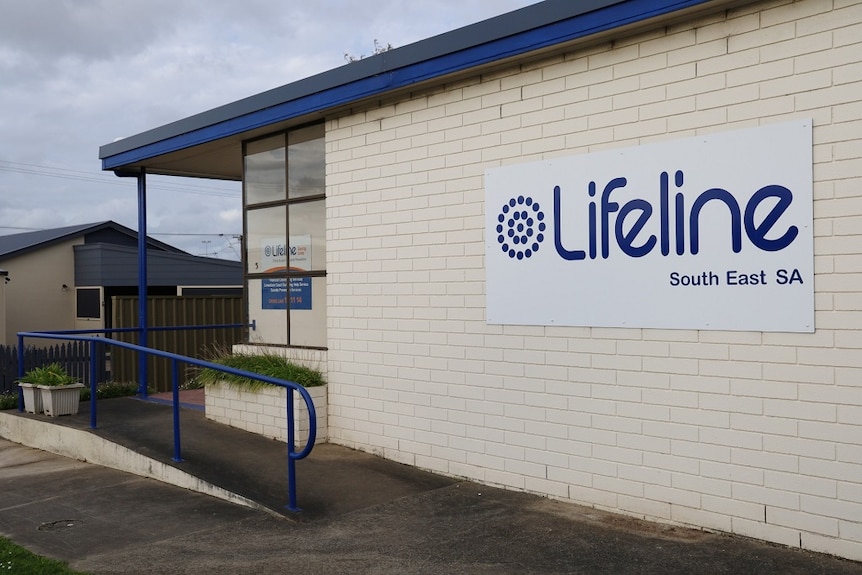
[0,227,239,238]
[0,225,41,232]
[0,160,240,198]
[0,159,235,192]
[149,232,241,237]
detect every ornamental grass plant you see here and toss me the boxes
[194,349,325,391]
[19,363,77,386]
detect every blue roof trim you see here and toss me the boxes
[101,0,714,171]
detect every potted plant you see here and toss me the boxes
[22,363,85,417]
[17,378,43,414]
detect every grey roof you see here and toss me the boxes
[0,221,184,260]
[98,0,624,164]
[98,0,734,178]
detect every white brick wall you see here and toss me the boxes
[324,0,862,561]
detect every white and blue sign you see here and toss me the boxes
[260,235,312,311]
[485,119,814,332]
[262,277,312,310]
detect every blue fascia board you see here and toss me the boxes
[101,0,714,171]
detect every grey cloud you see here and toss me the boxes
[0,0,182,60]
[0,0,537,253]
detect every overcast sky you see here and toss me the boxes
[0,0,537,259]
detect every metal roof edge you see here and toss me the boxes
[0,221,187,260]
[74,242,242,267]
[0,221,110,260]
[100,0,715,170]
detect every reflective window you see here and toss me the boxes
[243,124,326,348]
[288,127,325,200]
[245,135,286,205]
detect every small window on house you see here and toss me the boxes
[244,124,326,348]
[76,288,101,319]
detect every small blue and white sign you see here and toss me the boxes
[260,235,313,311]
[485,119,814,332]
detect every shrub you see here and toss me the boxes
[3,379,144,409]
[0,392,16,410]
[79,381,145,401]
[194,352,325,391]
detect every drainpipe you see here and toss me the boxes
[115,167,149,397]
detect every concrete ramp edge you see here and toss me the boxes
[0,412,281,517]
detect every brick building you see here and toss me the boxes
[100,0,862,560]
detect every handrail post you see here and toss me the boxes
[16,329,318,512]
[89,340,98,429]
[171,358,183,462]
[286,388,299,512]
[16,334,24,412]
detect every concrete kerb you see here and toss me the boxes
[0,411,281,518]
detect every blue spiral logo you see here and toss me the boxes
[496,195,545,260]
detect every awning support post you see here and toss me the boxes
[115,167,149,397]
[137,168,148,397]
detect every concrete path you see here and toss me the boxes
[2,399,862,574]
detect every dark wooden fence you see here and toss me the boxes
[111,295,244,392]
[0,296,243,396]
[0,341,106,395]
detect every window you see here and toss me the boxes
[244,124,326,348]
[76,288,102,320]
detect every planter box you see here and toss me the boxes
[39,383,85,417]
[205,383,327,447]
[17,382,43,414]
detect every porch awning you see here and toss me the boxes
[98,0,726,179]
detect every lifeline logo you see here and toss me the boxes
[551,170,798,262]
[494,195,546,260]
[485,119,814,333]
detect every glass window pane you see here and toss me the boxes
[288,127,324,200]
[289,276,326,347]
[288,200,326,271]
[246,206,286,274]
[245,135,285,205]
[242,124,326,349]
[247,279,288,345]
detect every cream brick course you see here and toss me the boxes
[643,358,698,377]
[644,483,701,510]
[762,0,834,27]
[770,507,840,538]
[733,515,802,549]
[835,22,862,51]
[642,452,699,476]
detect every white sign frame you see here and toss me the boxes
[485,119,814,332]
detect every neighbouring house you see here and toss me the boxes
[99,0,862,561]
[0,221,241,345]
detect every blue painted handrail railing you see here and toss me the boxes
[23,322,256,398]
[16,330,316,512]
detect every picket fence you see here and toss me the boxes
[0,340,106,396]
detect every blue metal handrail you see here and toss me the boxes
[16,330,316,512]
[27,322,254,398]
[31,323,250,336]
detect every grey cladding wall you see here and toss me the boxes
[74,244,241,287]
